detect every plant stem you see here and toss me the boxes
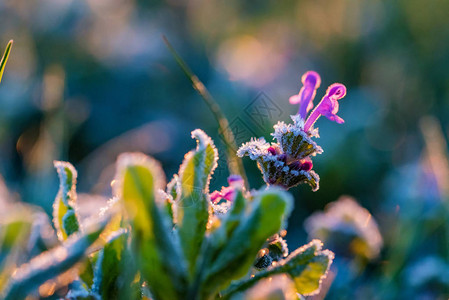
[162,36,248,189]
[0,40,13,84]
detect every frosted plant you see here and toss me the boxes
[112,130,334,299]
[1,128,333,299]
[238,71,347,191]
[0,42,335,299]
[305,196,383,260]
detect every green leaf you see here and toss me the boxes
[176,129,218,278]
[202,187,293,296]
[114,152,188,300]
[280,239,333,296]
[79,254,96,289]
[78,198,123,293]
[0,40,12,84]
[222,239,334,298]
[167,174,181,201]
[53,161,81,241]
[92,230,139,299]
[0,209,33,293]
[2,215,110,300]
[208,189,246,256]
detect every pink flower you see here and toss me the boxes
[304,83,346,132]
[289,71,347,133]
[289,71,321,120]
[210,175,244,204]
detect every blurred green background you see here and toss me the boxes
[1,0,449,298]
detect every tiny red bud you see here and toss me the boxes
[300,161,313,172]
[267,147,277,155]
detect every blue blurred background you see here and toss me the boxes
[1,0,449,298]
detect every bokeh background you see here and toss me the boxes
[1,0,449,298]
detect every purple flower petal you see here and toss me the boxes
[211,175,245,204]
[227,174,243,184]
[220,186,235,201]
[289,71,321,119]
[210,190,222,204]
[304,83,347,132]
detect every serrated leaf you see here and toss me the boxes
[280,240,333,296]
[167,174,181,201]
[53,161,81,241]
[114,152,188,300]
[2,215,110,300]
[0,40,12,84]
[202,187,292,297]
[222,239,334,298]
[177,129,218,278]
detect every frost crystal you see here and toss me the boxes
[237,137,271,160]
[271,115,323,159]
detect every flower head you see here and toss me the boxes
[237,137,320,191]
[238,71,347,192]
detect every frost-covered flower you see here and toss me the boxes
[305,196,383,260]
[237,137,320,191]
[238,71,347,191]
[210,174,244,204]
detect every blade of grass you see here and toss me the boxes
[162,36,248,189]
[0,40,13,84]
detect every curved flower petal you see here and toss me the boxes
[304,83,347,132]
[290,71,321,120]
